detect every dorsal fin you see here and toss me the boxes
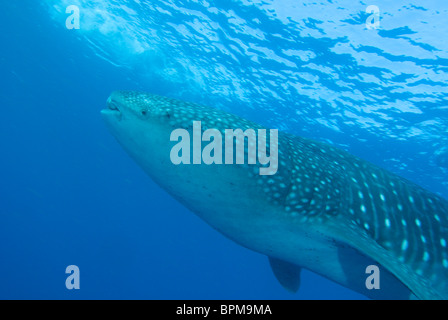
[268,257,302,292]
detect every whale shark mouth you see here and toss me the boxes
[102,96,122,119]
[107,96,121,111]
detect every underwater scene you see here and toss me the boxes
[1,0,447,300]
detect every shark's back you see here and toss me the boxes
[284,134,448,299]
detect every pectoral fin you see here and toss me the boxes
[268,257,302,293]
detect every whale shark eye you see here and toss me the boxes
[141,110,147,116]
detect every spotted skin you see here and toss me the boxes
[285,135,448,299]
[102,91,448,299]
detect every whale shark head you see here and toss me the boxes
[102,91,177,141]
[102,91,210,194]
[101,91,287,231]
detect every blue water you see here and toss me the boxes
[0,0,447,299]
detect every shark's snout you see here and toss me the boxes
[107,95,121,111]
[101,94,123,120]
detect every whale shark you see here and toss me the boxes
[101,90,448,299]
